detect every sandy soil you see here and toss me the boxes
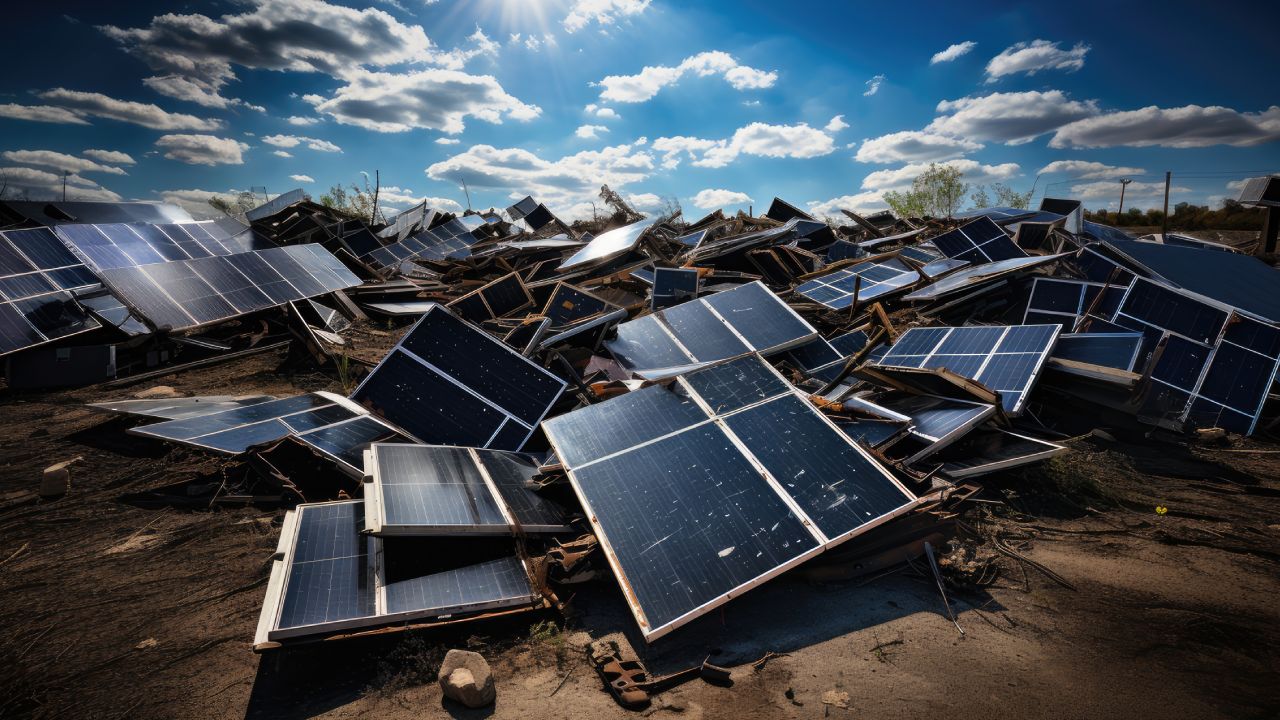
[1,345,1278,720]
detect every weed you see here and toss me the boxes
[335,353,355,394]
[369,632,445,697]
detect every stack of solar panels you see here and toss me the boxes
[605,281,818,375]
[0,227,102,355]
[504,282,627,353]
[53,222,360,331]
[542,354,918,640]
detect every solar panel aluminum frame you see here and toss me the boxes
[293,413,412,478]
[542,355,920,641]
[939,430,1067,479]
[445,272,534,322]
[1051,333,1145,373]
[884,396,998,466]
[255,499,540,646]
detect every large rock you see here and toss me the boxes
[439,649,495,708]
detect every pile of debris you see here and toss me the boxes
[6,178,1279,673]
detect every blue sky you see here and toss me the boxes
[1,0,1277,221]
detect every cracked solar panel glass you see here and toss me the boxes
[384,555,535,616]
[604,313,694,371]
[295,416,409,471]
[478,451,569,530]
[567,421,820,636]
[276,502,374,633]
[682,353,790,413]
[795,258,919,309]
[76,292,148,335]
[558,217,657,271]
[874,325,1059,414]
[903,254,1061,301]
[652,267,699,310]
[1051,333,1144,371]
[543,383,709,469]
[374,445,507,532]
[1025,278,1129,331]
[930,217,1026,264]
[0,229,104,353]
[700,281,816,354]
[353,306,565,450]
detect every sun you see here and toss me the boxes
[438,0,557,39]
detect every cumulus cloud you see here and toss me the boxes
[931,41,976,64]
[35,89,221,130]
[83,149,136,165]
[425,141,655,212]
[596,51,776,103]
[1,150,128,176]
[0,104,91,125]
[825,115,849,133]
[595,107,621,120]
[1070,180,1190,204]
[624,192,664,212]
[575,124,609,139]
[807,190,891,218]
[305,68,540,133]
[863,74,885,97]
[435,137,460,145]
[564,0,651,33]
[691,188,752,209]
[142,75,265,112]
[860,159,1021,191]
[155,134,249,165]
[0,166,121,201]
[377,185,464,212]
[290,174,315,183]
[854,131,983,163]
[652,122,835,169]
[262,134,342,152]
[273,150,293,158]
[1049,105,1280,148]
[927,90,1099,144]
[1037,160,1146,179]
[287,116,320,126]
[985,40,1089,82]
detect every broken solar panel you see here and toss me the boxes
[930,217,1027,265]
[128,392,366,453]
[541,354,917,640]
[870,324,1060,415]
[446,272,533,322]
[935,429,1067,479]
[245,188,306,222]
[1050,333,1144,372]
[256,499,538,645]
[507,196,557,230]
[903,254,1064,302]
[605,281,817,374]
[363,443,570,535]
[651,267,699,310]
[90,394,277,420]
[1024,277,1129,330]
[523,282,627,351]
[77,291,149,336]
[878,394,996,466]
[558,217,658,271]
[795,257,919,309]
[350,304,566,451]
[0,227,103,355]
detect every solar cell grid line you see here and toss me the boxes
[930,216,1026,264]
[271,501,377,638]
[365,444,509,535]
[2,228,100,293]
[294,415,411,476]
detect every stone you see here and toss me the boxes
[39,457,81,499]
[133,386,179,399]
[439,649,495,708]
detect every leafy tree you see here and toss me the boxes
[318,176,382,223]
[969,185,991,209]
[992,182,1034,209]
[883,163,969,219]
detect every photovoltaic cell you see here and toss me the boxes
[1024,277,1129,331]
[651,267,699,310]
[930,217,1026,265]
[1050,333,1144,371]
[0,228,102,355]
[558,217,657,271]
[795,257,920,309]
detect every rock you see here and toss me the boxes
[439,649,495,708]
[821,690,850,709]
[134,385,179,399]
[39,457,81,499]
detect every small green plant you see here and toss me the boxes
[335,353,355,393]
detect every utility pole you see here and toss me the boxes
[1161,171,1171,237]
[1117,178,1133,220]
[62,171,68,201]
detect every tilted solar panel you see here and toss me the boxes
[930,217,1027,265]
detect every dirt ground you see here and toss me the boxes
[1,345,1278,720]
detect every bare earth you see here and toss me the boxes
[1,346,1278,720]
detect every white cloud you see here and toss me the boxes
[425,141,655,211]
[306,68,539,133]
[927,90,1099,144]
[273,150,293,158]
[378,185,464,212]
[142,75,265,112]
[691,188,752,209]
[575,124,609,139]
[434,137,460,145]
[1037,160,1146,179]
[35,88,221,130]
[290,174,316,183]
[564,0,651,33]
[854,131,982,163]
[985,40,1089,82]
[931,41,976,64]
[287,116,320,126]
[261,134,343,152]
[1070,180,1190,203]
[863,74,885,97]
[156,188,240,218]
[825,115,849,133]
[1049,105,1280,148]
[860,159,1021,191]
[807,190,890,218]
[653,122,835,169]
[624,192,664,212]
[596,51,776,103]
[83,149,135,165]
[0,166,121,201]
[0,104,91,125]
[155,134,249,165]
[595,107,621,120]
[1,150,127,175]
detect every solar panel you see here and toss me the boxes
[541,354,916,640]
[245,188,306,221]
[259,500,537,643]
[350,305,566,451]
[930,217,1026,265]
[872,325,1060,414]
[558,217,658,271]
[526,282,627,351]
[1024,277,1129,330]
[88,395,277,420]
[0,227,103,355]
[936,429,1067,479]
[651,267,699,310]
[128,392,360,453]
[364,443,570,535]
[446,272,533,322]
[605,281,818,374]
[1050,333,1144,371]
[795,257,920,309]
[903,254,1064,302]
[878,394,996,465]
